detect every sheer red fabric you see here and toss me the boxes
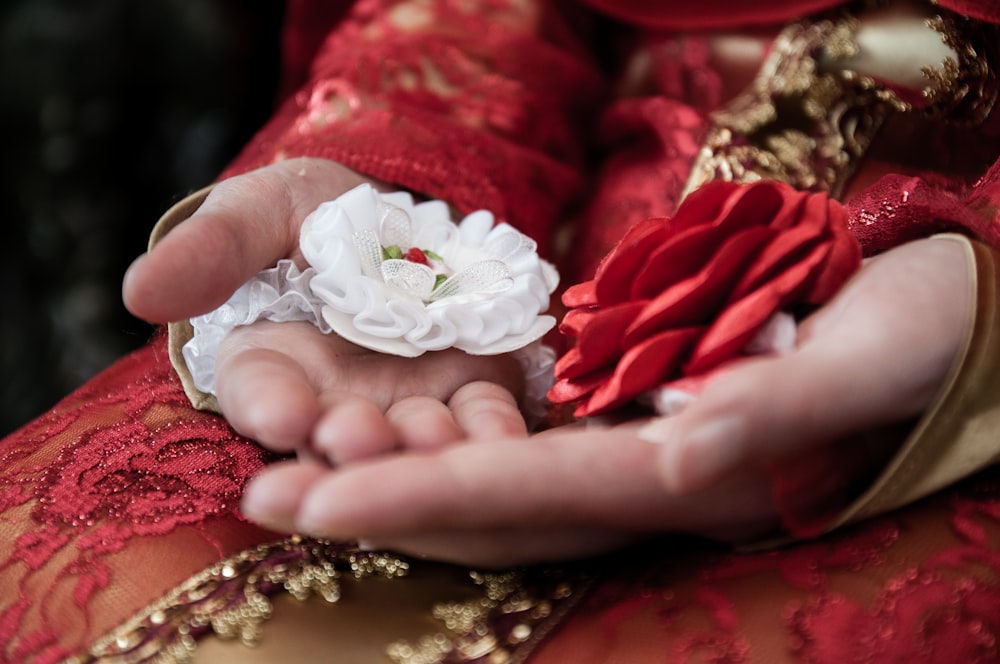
[0,334,277,661]
[1,1,999,661]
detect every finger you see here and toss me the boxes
[215,344,321,453]
[312,392,396,464]
[385,396,465,450]
[241,428,776,542]
[358,528,639,568]
[640,353,870,494]
[123,158,371,322]
[448,381,527,439]
[241,460,329,533]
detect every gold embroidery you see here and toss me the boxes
[683,5,998,200]
[922,11,999,126]
[70,537,409,664]
[386,570,584,664]
[684,13,909,199]
[72,536,585,664]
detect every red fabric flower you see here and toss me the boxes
[548,180,861,417]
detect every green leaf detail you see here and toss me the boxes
[382,244,403,260]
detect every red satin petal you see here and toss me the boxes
[624,226,774,344]
[590,217,674,303]
[629,183,787,300]
[668,180,742,232]
[687,240,832,373]
[805,202,861,302]
[766,185,812,231]
[547,368,612,405]
[562,280,598,308]
[558,307,596,337]
[730,228,818,301]
[554,300,648,379]
[684,283,783,375]
[579,326,702,416]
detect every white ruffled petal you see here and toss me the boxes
[457,209,495,245]
[182,260,327,394]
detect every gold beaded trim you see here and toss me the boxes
[69,537,409,663]
[386,568,588,664]
[70,537,588,664]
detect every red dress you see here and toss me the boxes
[2,1,1000,661]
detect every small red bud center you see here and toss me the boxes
[404,247,429,265]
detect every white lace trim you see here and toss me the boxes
[182,260,328,395]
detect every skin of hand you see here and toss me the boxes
[122,157,529,461]
[239,236,972,567]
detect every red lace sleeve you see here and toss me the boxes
[222,0,606,255]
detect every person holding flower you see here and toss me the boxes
[3,0,1000,661]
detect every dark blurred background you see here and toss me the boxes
[0,0,285,436]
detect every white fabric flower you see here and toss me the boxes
[182,184,560,416]
[300,184,559,357]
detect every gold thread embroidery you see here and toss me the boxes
[921,11,999,126]
[684,6,998,201]
[683,13,909,200]
[386,569,583,664]
[69,537,409,664]
[71,537,586,664]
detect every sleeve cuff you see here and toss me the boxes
[828,232,1000,531]
[148,186,223,414]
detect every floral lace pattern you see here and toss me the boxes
[222,0,606,257]
[532,468,1000,662]
[0,336,275,661]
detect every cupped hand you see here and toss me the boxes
[239,235,972,567]
[643,234,972,494]
[122,158,528,459]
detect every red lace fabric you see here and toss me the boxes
[535,467,1000,663]
[0,333,277,661]
[221,0,606,257]
[1,1,999,662]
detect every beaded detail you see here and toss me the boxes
[73,537,408,663]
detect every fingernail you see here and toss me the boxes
[653,416,745,493]
[240,493,296,534]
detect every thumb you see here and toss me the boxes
[639,350,869,493]
[123,158,371,322]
